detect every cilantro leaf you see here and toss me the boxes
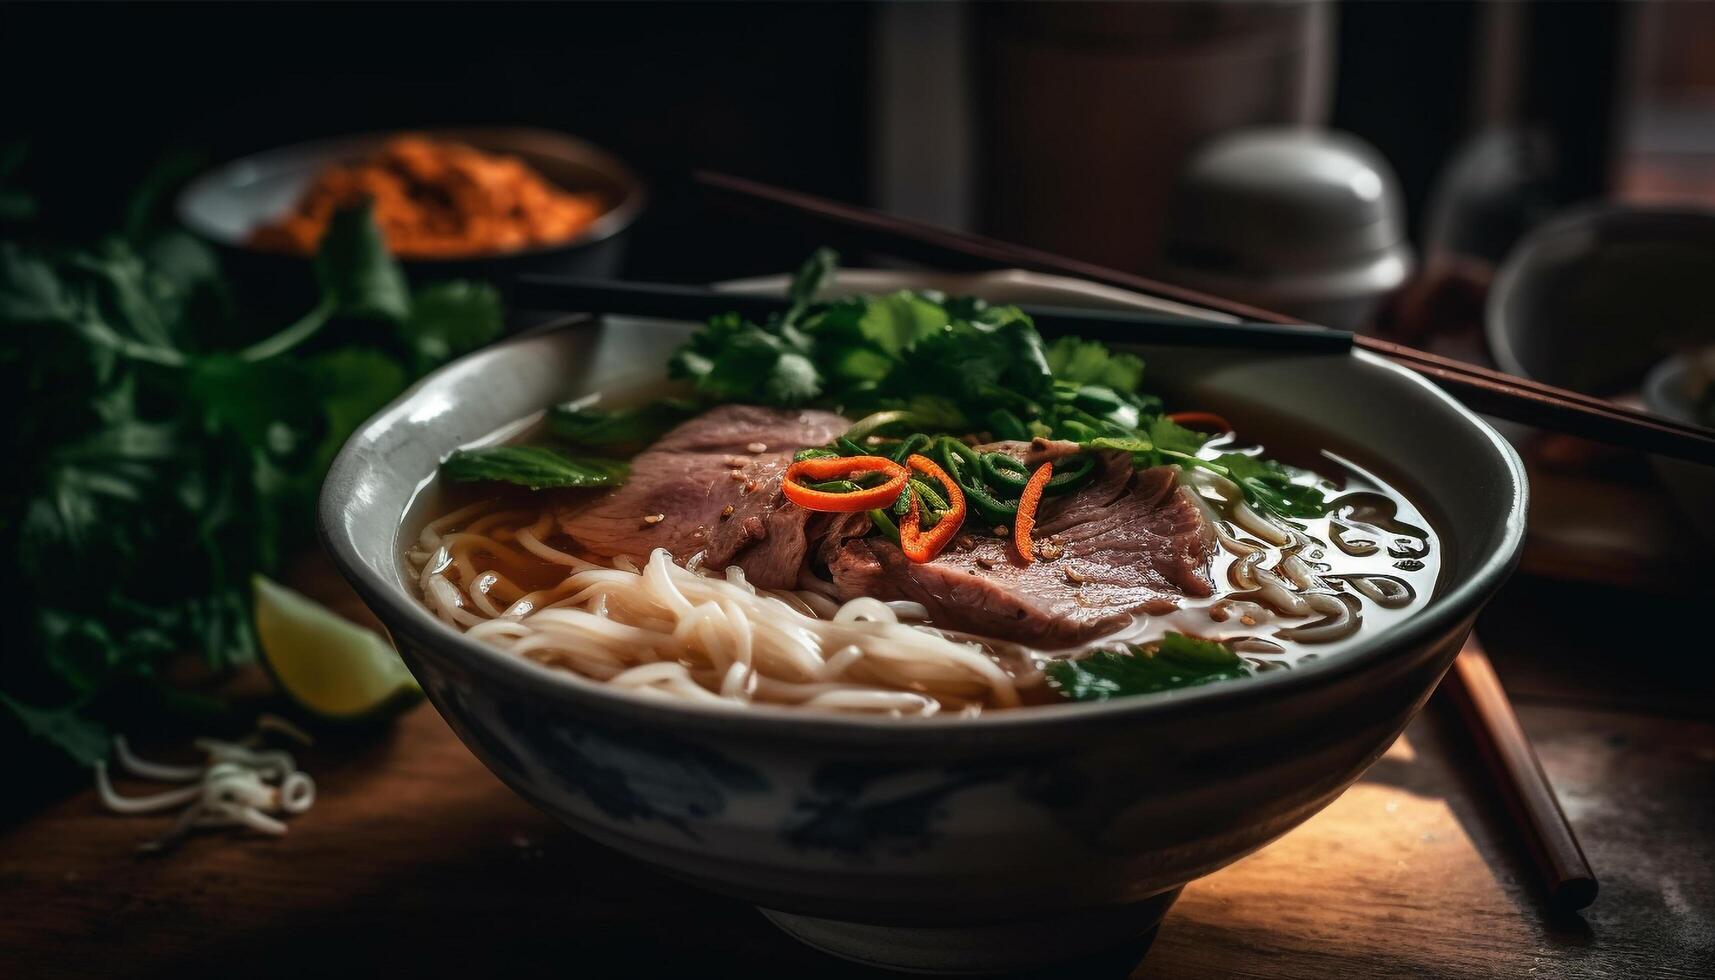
[672,314,824,405]
[1045,633,1248,702]
[0,693,108,768]
[0,244,77,323]
[310,348,409,467]
[853,290,950,355]
[1046,336,1145,393]
[315,203,410,322]
[441,446,629,490]
[401,280,504,373]
[548,398,700,453]
[787,246,838,316]
[1211,453,1330,518]
[1147,416,1211,455]
[1,185,504,769]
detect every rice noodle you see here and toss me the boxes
[413,511,1021,715]
[415,460,1426,715]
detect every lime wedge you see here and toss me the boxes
[253,575,422,722]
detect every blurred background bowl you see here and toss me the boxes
[177,126,645,291]
[1487,205,1715,393]
[1643,353,1715,541]
[1487,205,1715,543]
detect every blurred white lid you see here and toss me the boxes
[1166,127,1408,275]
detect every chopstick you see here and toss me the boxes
[692,170,1715,467]
[1443,635,1599,912]
[509,277,1356,354]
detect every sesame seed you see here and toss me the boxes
[1038,541,1064,561]
[743,480,758,494]
[993,525,1009,537]
[1240,614,1257,627]
[746,442,767,454]
[954,534,976,551]
[1064,568,1087,585]
[975,556,997,570]
[642,513,665,525]
[729,471,747,481]
[724,455,747,469]
[720,505,735,519]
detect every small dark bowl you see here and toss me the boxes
[1488,205,1715,395]
[175,127,645,300]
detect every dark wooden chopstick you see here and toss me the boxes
[693,170,1715,468]
[510,277,1356,354]
[1444,635,1598,912]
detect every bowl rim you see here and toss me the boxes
[1486,202,1715,382]
[319,282,1528,739]
[175,125,647,262]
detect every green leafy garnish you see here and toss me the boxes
[548,398,701,454]
[1209,453,1330,518]
[1046,336,1145,393]
[1045,633,1249,702]
[1,183,502,767]
[401,280,505,374]
[314,204,411,322]
[441,446,629,490]
[669,250,1333,522]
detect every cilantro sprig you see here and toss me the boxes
[1,198,501,767]
[668,251,1329,519]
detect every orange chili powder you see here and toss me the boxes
[249,135,606,259]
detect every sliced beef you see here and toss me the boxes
[826,463,1216,647]
[556,405,847,588]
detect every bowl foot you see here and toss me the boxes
[759,887,1181,976]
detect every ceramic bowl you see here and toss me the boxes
[1487,205,1715,394]
[319,270,1526,974]
[1642,354,1715,542]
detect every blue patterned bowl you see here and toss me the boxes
[319,271,1526,973]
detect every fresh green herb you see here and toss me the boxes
[441,446,629,490]
[1045,633,1249,702]
[1045,336,1145,393]
[1208,453,1330,518]
[1,192,501,767]
[548,398,700,454]
[669,251,1325,520]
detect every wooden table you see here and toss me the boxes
[2,574,1711,979]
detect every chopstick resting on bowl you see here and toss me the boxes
[688,171,1715,468]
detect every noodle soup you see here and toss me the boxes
[405,424,1440,717]
[402,257,1447,717]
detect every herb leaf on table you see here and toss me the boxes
[0,197,501,767]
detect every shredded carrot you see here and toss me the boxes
[782,456,910,513]
[249,135,607,259]
[1166,411,1234,435]
[898,454,966,563]
[1013,461,1054,563]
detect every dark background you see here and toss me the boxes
[0,1,1637,279]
